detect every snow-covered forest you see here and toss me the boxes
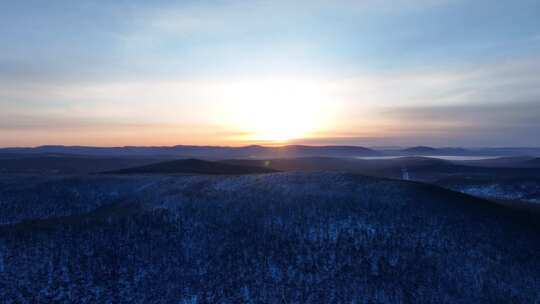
[1,172,539,303]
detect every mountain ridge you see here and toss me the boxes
[105,158,277,175]
[0,144,381,159]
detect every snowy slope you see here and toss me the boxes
[1,172,539,303]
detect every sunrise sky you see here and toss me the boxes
[1,0,540,147]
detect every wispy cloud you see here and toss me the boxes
[1,54,539,146]
[1,0,540,146]
[141,0,450,35]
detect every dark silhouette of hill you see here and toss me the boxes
[224,156,449,179]
[401,146,437,153]
[225,156,540,181]
[377,147,540,157]
[107,158,277,175]
[524,157,540,167]
[472,147,540,156]
[457,156,536,168]
[224,158,540,204]
[273,145,379,157]
[400,146,470,155]
[3,145,540,161]
[0,154,160,174]
[0,144,380,159]
[0,172,539,303]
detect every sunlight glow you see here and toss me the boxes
[218,79,334,142]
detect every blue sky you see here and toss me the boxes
[1,0,539,147]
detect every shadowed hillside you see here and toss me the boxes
[524,157,540,167]
[106,158,277,175]
[1,172,539,303]
[224,157,540,205]
[0,154,160,174]
[225,156,449,178]
[0,145,381,159]
[224,156,540,181]
[399,146,470,155]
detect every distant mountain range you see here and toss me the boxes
[399,146,470,155]
[2,145,540,159]
[0,145,381,159]
[0,154,160,174]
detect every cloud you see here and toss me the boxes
[2,0,537,86]
[381,101,540,145]
[307,56,540,146]
[385,101,540,126]
[1,35,539,147]
[140,0,451,35]
[329,55,540,108]
[0,110,229,147]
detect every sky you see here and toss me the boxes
[1,0,539,147]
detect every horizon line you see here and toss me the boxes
[2,144,540,150]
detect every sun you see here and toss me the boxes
[218,79,332,143]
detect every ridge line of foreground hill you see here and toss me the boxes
[2,172,540,303]
[102,158,278,175]
[1,172,539,234]
[0,172,540,304]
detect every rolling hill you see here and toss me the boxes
[106,158,277,175]
[399,146,470,155]
[224,156,449,179]
[1,172,539,303]
[225,156,540,180]
[0,154,160,174]
[524,157,540,167]
[0,144,381,159]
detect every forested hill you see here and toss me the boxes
[1,172,539,303]
[105,158,277,175]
